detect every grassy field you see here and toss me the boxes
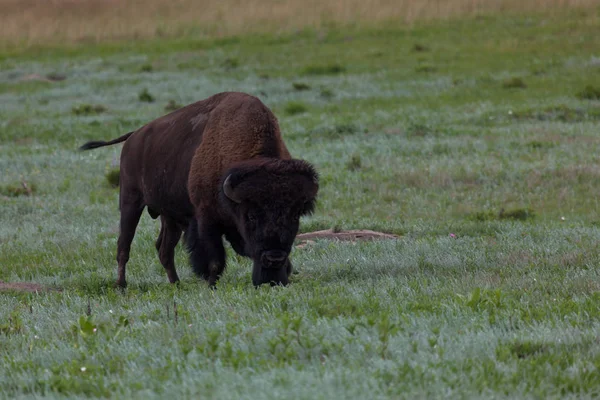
[2,3,600,398]
[1,0,598,48]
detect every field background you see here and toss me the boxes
[0,0,597,47]
[2,1,600,398]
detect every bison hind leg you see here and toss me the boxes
[116,196,144,288]
[156,216,182,284]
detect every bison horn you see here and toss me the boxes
[223,175,242,203]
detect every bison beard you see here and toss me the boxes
[80,92,318,288]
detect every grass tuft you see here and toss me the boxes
[0,181,36,197]
[473,208,536,221]
[309,123,361,139]
[284,101,308,115]
[139,63,153,73]
[292,82,311,91]
[512,105,600,122]
[46,72,66,81]
[138,88,155,102]
[72,104,107,115]
[319,87,335,99]
[577,85,600,100]
[405,121,434,137]
[105,169,120,188]
[502,77,527,89]
[412,43,429,52]
[415,63,436,73]
[509,341,547,359]
[164,99,182,112]
[346,154,362,171]
[0,310,23,335]
[302,63,345,76]
[222,57,239,69]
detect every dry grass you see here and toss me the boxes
[1,0,598,47]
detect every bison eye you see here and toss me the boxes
[247,213,256,223]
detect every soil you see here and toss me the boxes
[295,229,399,248]
[20,73,66,83]
[0,281,57,293]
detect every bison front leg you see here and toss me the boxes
[187,218,226,287]
[156,216,182,284]
[252,258,292,287]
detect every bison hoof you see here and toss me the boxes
[115,279,127,289]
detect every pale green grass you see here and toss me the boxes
[2,11,600,399]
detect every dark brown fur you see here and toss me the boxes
[80,92,318,287]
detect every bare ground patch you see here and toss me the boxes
[0,281,58,293]
[296,229,399,248]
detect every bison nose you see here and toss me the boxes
[262,250,288,268]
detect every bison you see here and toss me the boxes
[80,92,318,287]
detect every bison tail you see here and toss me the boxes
[79,131,134,151]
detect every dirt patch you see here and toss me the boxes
[295,229,399,248]
[20,73,66,83]
[0,281,57,293]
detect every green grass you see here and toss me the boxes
[2,10,600,398]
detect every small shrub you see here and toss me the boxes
[302,64,345,76]
[138,88,155,103]
[105,169,120,188]
[292,82,311,91]
[139,64,153,73]
[415,64,436,73]
[412,43,429,52]
[0,310,23,335]
[472,207,535,222]
[502,77,527,89]
[406,121,434,137]
[0,181,36,197]
[222,58,239,69]
[165,100,182,112]
[499,208,535,221]
[46,72,66,81]
[530,67,546,76]
[508,341,547,359]
[511,105,600,122]
[472,211,495,222]
[309,123,360,139]
[346,154,362,171]
[284,102,308,115]
[319,88,334,99]
[72,104,107,115]
[527,140,554,150]
[577,85,600,100]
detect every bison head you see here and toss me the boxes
[221,158,318,286]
